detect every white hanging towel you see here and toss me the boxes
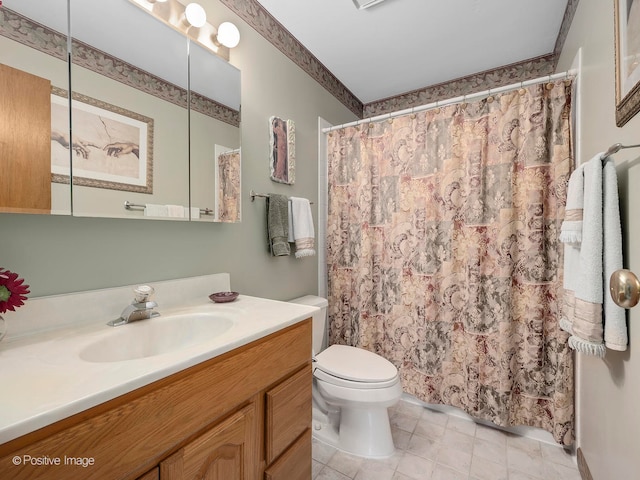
[288,197,316,258]
[185,206,200,219]
[144,204,168,217]
[166,205,186,218]
[559,154,627,357]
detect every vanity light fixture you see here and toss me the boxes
[129,0,239,61]
[214,21,240,49]
[184,3,207,28]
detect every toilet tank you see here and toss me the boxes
[288,295,328,354]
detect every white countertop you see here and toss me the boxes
[0,294,317,444]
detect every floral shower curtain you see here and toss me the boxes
[326,79,575,445]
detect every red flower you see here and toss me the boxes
[0,268,30,313]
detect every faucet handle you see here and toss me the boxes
[133,285,155,303]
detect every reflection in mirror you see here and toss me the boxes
[0,0,241,221]
[0,0,71,215]
[69,0,190,219]
[188,40,241,222]
[214,146,241,222]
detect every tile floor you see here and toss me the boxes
[312,398,581,480]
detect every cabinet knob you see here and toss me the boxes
[609,269,640,309]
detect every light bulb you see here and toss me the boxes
[185,3,206,28]
[217,22,240,48]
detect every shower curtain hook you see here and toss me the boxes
[518,80,526,95]
[487,87,494,103]
[545,74,555,90]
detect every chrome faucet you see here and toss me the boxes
[108,285,160,327]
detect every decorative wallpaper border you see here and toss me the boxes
[218,0,364,117]
[363,55,556,117]
[2,1,580,122]
[220,0,579,119]
[0,9,67,61]
[0,8,240,127]
[554,0,580,59]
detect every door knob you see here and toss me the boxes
[609,269,640,308]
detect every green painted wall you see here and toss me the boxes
[0,0,357,299]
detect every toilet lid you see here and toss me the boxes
[314,345,398,383]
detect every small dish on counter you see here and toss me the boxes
[209,291,239,303]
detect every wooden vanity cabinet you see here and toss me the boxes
[264,363,312,480]
[138,468,159,480]
[160,403,257,479]
[0,319,312,480]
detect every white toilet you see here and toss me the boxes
[289,295,402,458]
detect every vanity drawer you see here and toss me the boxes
[265,366,311,464]
[264,429,311,480]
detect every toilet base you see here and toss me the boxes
[311,405,395,459]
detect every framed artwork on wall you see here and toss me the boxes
[269,116,295,185]
[51,87,154,193]
[614,0,640,126]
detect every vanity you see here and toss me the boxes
[0,274,315,479]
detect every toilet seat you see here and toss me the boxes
[314,345,399,389]
[314,368,400,389]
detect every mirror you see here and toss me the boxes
[189,41,241,222]
[0,0,71,215]
[0,0,241,222]
[69,0,190,219]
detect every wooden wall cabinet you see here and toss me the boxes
[0,320,312,480]
[0,63,52,214]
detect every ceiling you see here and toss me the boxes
[254,0,570,105]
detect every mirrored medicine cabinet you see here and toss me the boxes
[0,0,241,222]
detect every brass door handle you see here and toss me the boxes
[610,269,640,308]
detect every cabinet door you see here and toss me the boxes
[265,366,311,464]
[264,430,311,480]
[138,467,159,480]
[160,403,257,480]
[0,63,52,213]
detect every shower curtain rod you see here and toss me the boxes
[322,70,576,133]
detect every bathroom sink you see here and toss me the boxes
[79,313,234,363]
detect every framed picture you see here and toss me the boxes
[614,0,640,126]
[269,116,295,185]
[51,87,154,193]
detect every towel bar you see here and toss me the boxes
[250,190,314,204]
[123,201,214,215]
[601,143,640,160]
[610,269,640,308]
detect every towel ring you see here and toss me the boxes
[610,269,640,308]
